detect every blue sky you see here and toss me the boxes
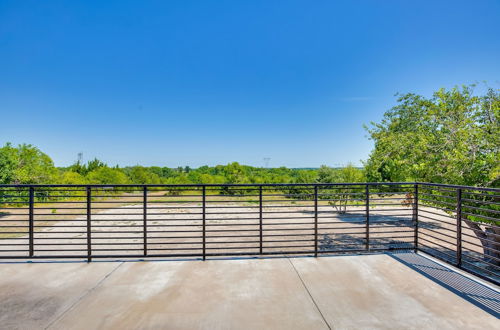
[1,0,499,168]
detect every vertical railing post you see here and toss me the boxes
[143,186,148,256]
[202,185,206,261]
[259,185,263,255]
[314,185,318,257]
[28,186,34,257]
[413,184,419,252]
[86,186,92,262]
[365,184,370,251]
[456,188,462,267]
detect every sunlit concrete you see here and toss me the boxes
[0,253,498,330]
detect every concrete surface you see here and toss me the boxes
[0,253,498,329]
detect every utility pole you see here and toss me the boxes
[263,158,271,168]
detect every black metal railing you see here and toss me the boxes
[0,182,498,284]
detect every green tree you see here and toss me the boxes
[364,85,499,187]
[86,167,130,184]
[126,166,162,184]
[59,171,87,185]
[0,143,57,184]
[364,85,500,262]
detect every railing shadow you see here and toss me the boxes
[389,252,500,318]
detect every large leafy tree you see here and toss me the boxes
[364,85,499,187]
[0,143,57,184]
[364,85,500,263]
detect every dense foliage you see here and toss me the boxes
[0,143,365,186]
[364,85,499,188]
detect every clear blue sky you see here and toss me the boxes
[1,0,499,168]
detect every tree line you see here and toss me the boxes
[0,143,364,186]
[1,84,498,188]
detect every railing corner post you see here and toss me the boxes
[365,184,370,251]
[28,186,34,258]
[259,185,263,255]
[143,186,148,257]
[202,185,206,261]
[314,185,318,257]
[413,184,418,253]
[86,186,92,262]
[456,188,462,267]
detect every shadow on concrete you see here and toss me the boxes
[389,252,500,318]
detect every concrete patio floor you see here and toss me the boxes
[0,253,498,329]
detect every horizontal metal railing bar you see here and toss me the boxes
[318,228,414,239]
[4,219,80,223]
[461,232,500,246]
[366,204,412,207]
[262,233,314,238]
[0,237,28,240]
[418,228,457,241]
[461,219,500,232]
[367,191,411,195]
[34,248,142,252]
[461,239,500,254]
[364,230,415,234]
[320,236,414,241]
[417,214,456,225]
[28,236,149,240]
[0,232,31,234]
[417,222,456,234]
[360,218,413,223]
[263,239,315,243]
[0,220,29,223]
[460,252,500,269]
[461,204,500,215]
[418,243,457,259]
[317,232,364,236]
[317,214,367,219]
[418,209,456,220]
[461,198,500,206]
[0,213,30,216]
[418,186,457,193]
[0,182,418,188]
[418,197,457,208]
[258,245,315,249]
[418,192,456,200]
[462,190,500,198]
[21,201,85,204]
[417,182,499,192]
[460,260,500,279]
[0,250,29,253]
[146,242,201,245]
[418,236,457,249]
[462,212,499,223]
[366,208,412,212]
[0,207,30,210]
[461,225,500,238]
[366,197,407,201]
[419,203,456,214]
